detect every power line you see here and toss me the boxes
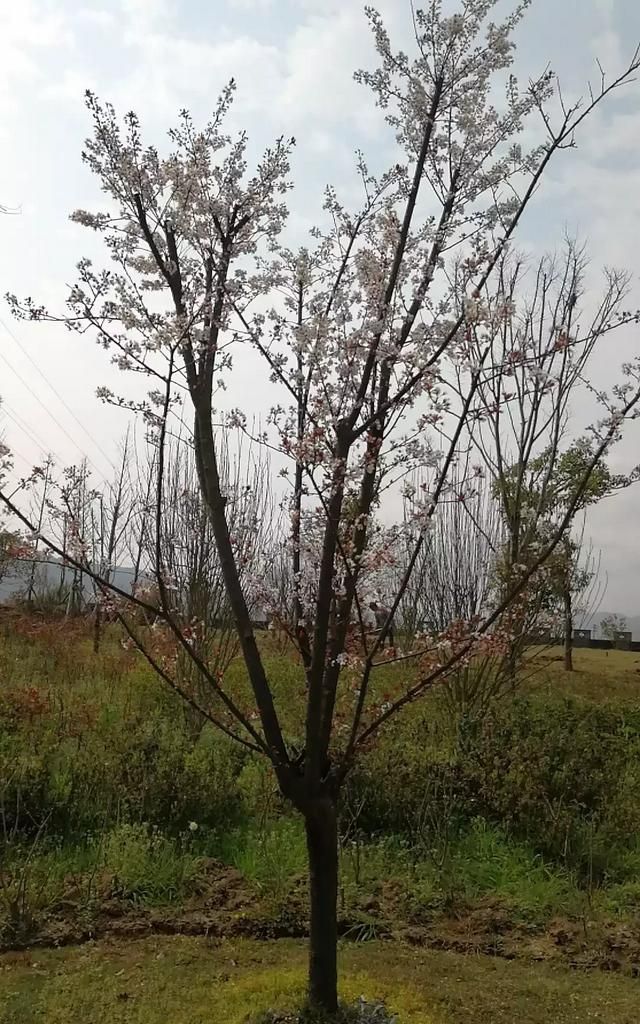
[0,410,41,488]
[1,402,59,459]
[0,343,110,480]
[1,394,112,497]
[0,315,118,473]
[2,443,32,473]
[1,404,113,493]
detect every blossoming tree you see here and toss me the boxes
[4,2,640,1013]
[0,411,16,583]
[0,399,35,585]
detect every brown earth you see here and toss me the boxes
[2,859,639,979]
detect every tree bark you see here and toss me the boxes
[304,796,339,1014]
[564,587,574,672]
[93,602,102,654]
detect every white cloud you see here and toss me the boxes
[107,32,283,122]
[119,0,172,34]
[42,68,98,103]
[594,0,615,19]
[228,0,274,8]
[277,0,403,134]
[76,7,116,28]
[0,1,73,118]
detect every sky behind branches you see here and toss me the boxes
[1,0,640,611]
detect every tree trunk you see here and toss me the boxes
[93,602,102,654]
[304,796,339,1014]
[564,588,573,672]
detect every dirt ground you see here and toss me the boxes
[3,859,639,981]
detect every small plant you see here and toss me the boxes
[213,818,307,897]
[252,998,398,1023]
[0,818,56,943]
[0,862,42,942]
[341,918,384,944]
[102,822,202,903]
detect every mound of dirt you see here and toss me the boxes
[2,863,640,979]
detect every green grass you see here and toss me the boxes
[4,813,638,954]
[191,815,589,924]
[418,819,581,921]
[2,935,640,1024]
[3,618,640,1020]
[211,818,308,896]
[525,646,640,703]
[2,614,640,947]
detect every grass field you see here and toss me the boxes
[1,612,640,1020]
[3,935,640,1024]
[524,645,640,702]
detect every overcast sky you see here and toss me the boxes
[1,0,640,613]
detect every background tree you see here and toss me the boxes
[0,398,34,589]
[0,421,18,587]
[541,441,631,669]
[3,3,640,1015]
[601,612,629,642]
[142,427,277,736]
[470,245,639,676]
[395,467,508,718]
[495,438,635,670]
[23,454,55,607]
[0,401,11,579]
[11,443,135,622]
[543,533,602,670]
[86,435,137,650]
